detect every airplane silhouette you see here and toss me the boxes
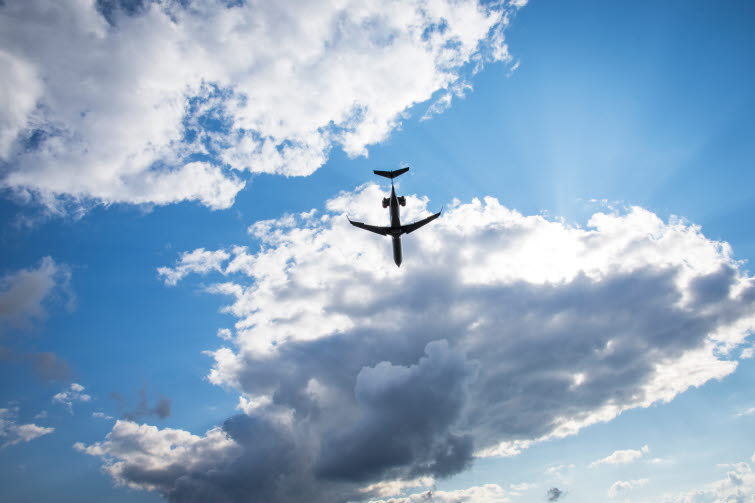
[348,167,441,267]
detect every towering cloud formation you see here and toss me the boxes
[0,0,520,211]
[77,185,755,502]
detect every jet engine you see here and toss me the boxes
[398,196,406,206]
[382,198,390,208]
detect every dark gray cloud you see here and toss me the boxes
[316,340,476,482]
[96,0,147,25]
[79,190,755,502]
[547,487,564,501]
[0,257,73,333]
[113,387,171,421]
[0,347,72,382]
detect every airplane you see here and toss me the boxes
[348,167,441,267]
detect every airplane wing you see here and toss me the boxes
[399,210,441,235]
[348,218,391,236]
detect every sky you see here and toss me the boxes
[1,0,755,502]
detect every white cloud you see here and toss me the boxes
[734,407,755,418]
[0,406,54,447]
[53,382,91,413]
[216,328,233,341]
[509,482,536,496]
[663,458,755,503]
[88,185,755,501]
[75,420,241,492]
[157,248,230,286]
[590,445,650,468]
[367,483,510,503]
[544,464,575,486]
[92,412,114,420]
[607,478,649,498]
[0,256,73,331]
[0,0,521,211]
[358,476,434,499]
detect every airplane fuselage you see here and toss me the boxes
[388,185,403,266]
[348,166,440,267]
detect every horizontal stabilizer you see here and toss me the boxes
[373,167,409,179]
[399,210,441,235]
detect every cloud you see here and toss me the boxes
[734,407,755,418]
[81,186,755,501]
[544,464,575,479]
[0,256,73,332]
[546,487,564,501]
[93,411,114,420]
[589,445,650,468]
[368,483,510,503]
[509,482,536,493]
[0,347,72,382]
[53,382,91,413]
[0,406,54,447]
[663,457,755,503]
[607,478,648,498]
[157,248,231,286]
[113,386,172,421]
[0,0,521,212]
[316,340,477,482]
[74,420,242,493]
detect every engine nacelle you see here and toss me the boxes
[398,196,406,207]
[382,198,390,208]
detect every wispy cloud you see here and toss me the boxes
[0,257,73,332]
[734,406,755,418]
[0,406,54,448]
[112,387,171,421]
[590,445,650,468]
[52,383,91,413]
[607,478,649,498]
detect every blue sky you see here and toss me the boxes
[1,1,755,502]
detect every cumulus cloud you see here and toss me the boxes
[0,0,521,211]
[0,256,73,331]
[74,420,241,493]
[80,185,755,501]
[589,445,650,468]
[663,457,755,503]
[607,478,648,498]
[53,382,91,413]
[0,406,54,447]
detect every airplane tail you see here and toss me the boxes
[373,167,409,180]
